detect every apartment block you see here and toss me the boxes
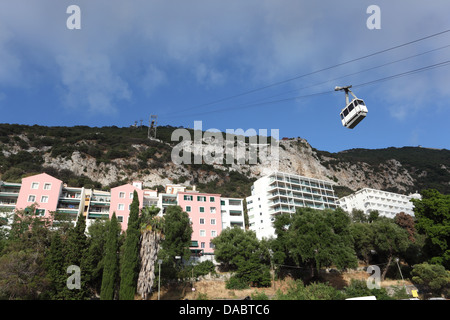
[177,191,222,255]
[246,172,338,239]
[337,188,421,218]
[220,197,245,230]
[0,173,246,258]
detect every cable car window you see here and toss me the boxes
[358,99,365,105]
[340,113,344,120]
[343,109,349,117]
[348,103,354,112]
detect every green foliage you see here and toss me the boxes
[344,279,392,300]
[272,208,358,280]
[412,189,450,269]
[213,227,271,288]
[275,279,345,300]
[101,213,121,300]
[193,260,216,277]
[160,205,193,263]
[411,263,450,297]
[119,191,141,300]
[317,147,450,195]
[44,233,66,299]
[226,275,250,290]
[251,290,269,300]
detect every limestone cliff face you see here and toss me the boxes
[39,136,418,195]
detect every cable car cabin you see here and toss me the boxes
[340,99,368,129]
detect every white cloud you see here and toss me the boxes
[56,53,131,115]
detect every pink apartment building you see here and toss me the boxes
[110,182,144,231]
[177,191,222,255]
[15,173,63,219]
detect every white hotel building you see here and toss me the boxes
[246,172,338,239]
[337,188,421,218]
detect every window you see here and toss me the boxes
[201,242,205,249]
[41,196,49,203]
[197,196,206,202]
[44,183,51,190]
[211,230,217,237]
[27,195,36,202]
[210,207,216,213]
[200,230,206,237]
[31,182,39,189]
[221,200,225,205]
[118,216,123,222]
[210,242,215,249]
[199,218,205,224]
[199,207,205,213]
[209,197,215,202]
[119,192,125,198]
[118,204,125,210]
[36,209,45,216]
[210,218,216,225]
[186,206,191,212]
[348,103,354,112]
[184,195,193,201]
[129,193,133,199]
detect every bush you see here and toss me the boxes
[344,279,392,300]
[276,280,344,300]
[194,260,216,277]
[226,275,250,290]
[411,263,450,298]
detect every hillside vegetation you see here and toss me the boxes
[0,123,449,197]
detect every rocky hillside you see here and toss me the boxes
[0,124,449,198]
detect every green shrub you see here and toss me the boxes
[226,275,250,290]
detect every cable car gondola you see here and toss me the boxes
[335,85,368,129]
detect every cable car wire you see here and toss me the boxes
[163,59,450,119]
[158,28,450,117]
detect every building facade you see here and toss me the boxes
[220,197,245,230]
[177,191,222,255]
[0,173,246,257]
[246,171,338,239]
[337,188,421,218]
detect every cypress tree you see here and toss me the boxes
[63,212,88,299]
[119,190,141,300]
[100,212,120,300]
[45,232,66,299]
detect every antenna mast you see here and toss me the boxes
[148,115,158,140]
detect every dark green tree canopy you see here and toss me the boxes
[412,189,450,269]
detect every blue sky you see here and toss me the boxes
[0,1,449,153]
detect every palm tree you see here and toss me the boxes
[137,205,164,300]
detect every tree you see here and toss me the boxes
[160,205,192,266]
[272,208,358,281]
[63,212,88,299]
[213,227,271,288]
[411,263,450,298]
[137,205,164,300]
[0,250,49,299]
[371,218,411,280]
[119,190,141,300]
[349,222,374,264]
[82,218,111,298]
[45,232,66,299]
[394,212,416,242]
[350,209,367,223]
[213,227,262,271]
[100,213,121,300]
[412,189,450,269]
